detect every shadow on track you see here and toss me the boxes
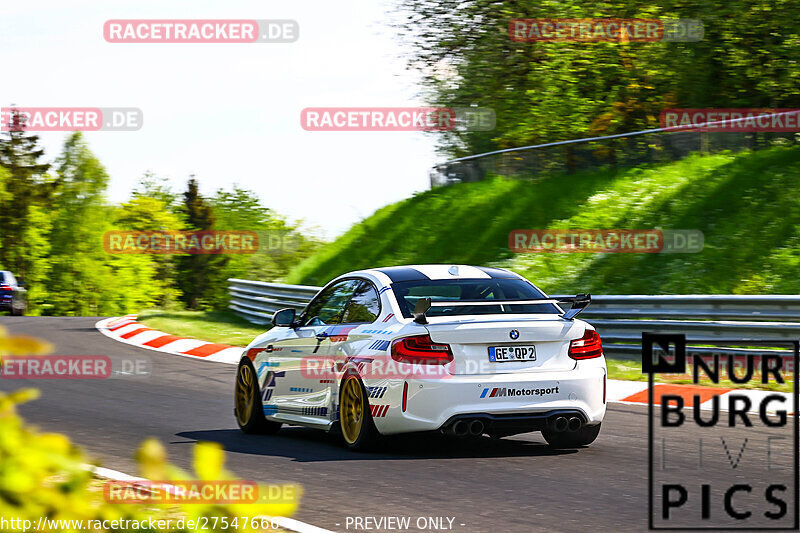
[174,427,577,462]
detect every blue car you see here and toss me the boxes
[0,270,27,316]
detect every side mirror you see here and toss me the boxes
[17,279,26,288]
[272,308,296,327]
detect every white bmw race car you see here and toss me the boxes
[234,265,606,450]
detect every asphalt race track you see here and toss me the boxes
[0,317,792,532]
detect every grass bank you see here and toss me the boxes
[286,147,800,295]
[137,309,267,346]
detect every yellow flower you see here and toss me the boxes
[0,325,52,356]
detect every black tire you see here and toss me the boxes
[338,374,380,451]
[10,300,21,316]
[234,358,282,435]
[542,423,601,449]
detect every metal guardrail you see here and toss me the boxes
[228,279,800,359]
[228,278,320,324]
[430,110,800,187]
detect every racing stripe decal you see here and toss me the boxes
[368,339,391,351]
[370,404,389,417]
[367,386,387,398]
[475,266,518,279]
[374,266,430,282]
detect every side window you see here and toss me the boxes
[341,281,381,324]
[302,280,360,326]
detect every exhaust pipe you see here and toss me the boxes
[552,416,568,432]
[567,417,582,432]
[468,419,485,436]
[452,420,469,437]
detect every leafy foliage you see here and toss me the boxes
[176,178,227,310]
[287,146,800,294]
[0,131,323,316]
[0,125,54,281]
[396,0,800,157]
[0,328,300,532]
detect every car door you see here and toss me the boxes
[266,279,361,421]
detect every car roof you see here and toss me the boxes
[366,264,523,283]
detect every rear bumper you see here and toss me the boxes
[370,358,607,435]
[441,409,591,436]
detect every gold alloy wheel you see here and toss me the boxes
[340,377,365,445]
[235,364,255,426]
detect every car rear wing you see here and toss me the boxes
[411,293,591,324]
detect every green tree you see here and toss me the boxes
[176,177,226,309]
[115,175,187,308]
[211,186,324,293]
[132,171,178,208]
[0,114,55,279]
[397,0,800,158]
[46,133,159,315]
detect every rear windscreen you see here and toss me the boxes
[391,278,561,318]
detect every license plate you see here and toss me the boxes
[488,345,537,362]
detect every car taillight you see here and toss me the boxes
[568,329,603,359]
[0,285,11,291]
[391,334,453,365]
